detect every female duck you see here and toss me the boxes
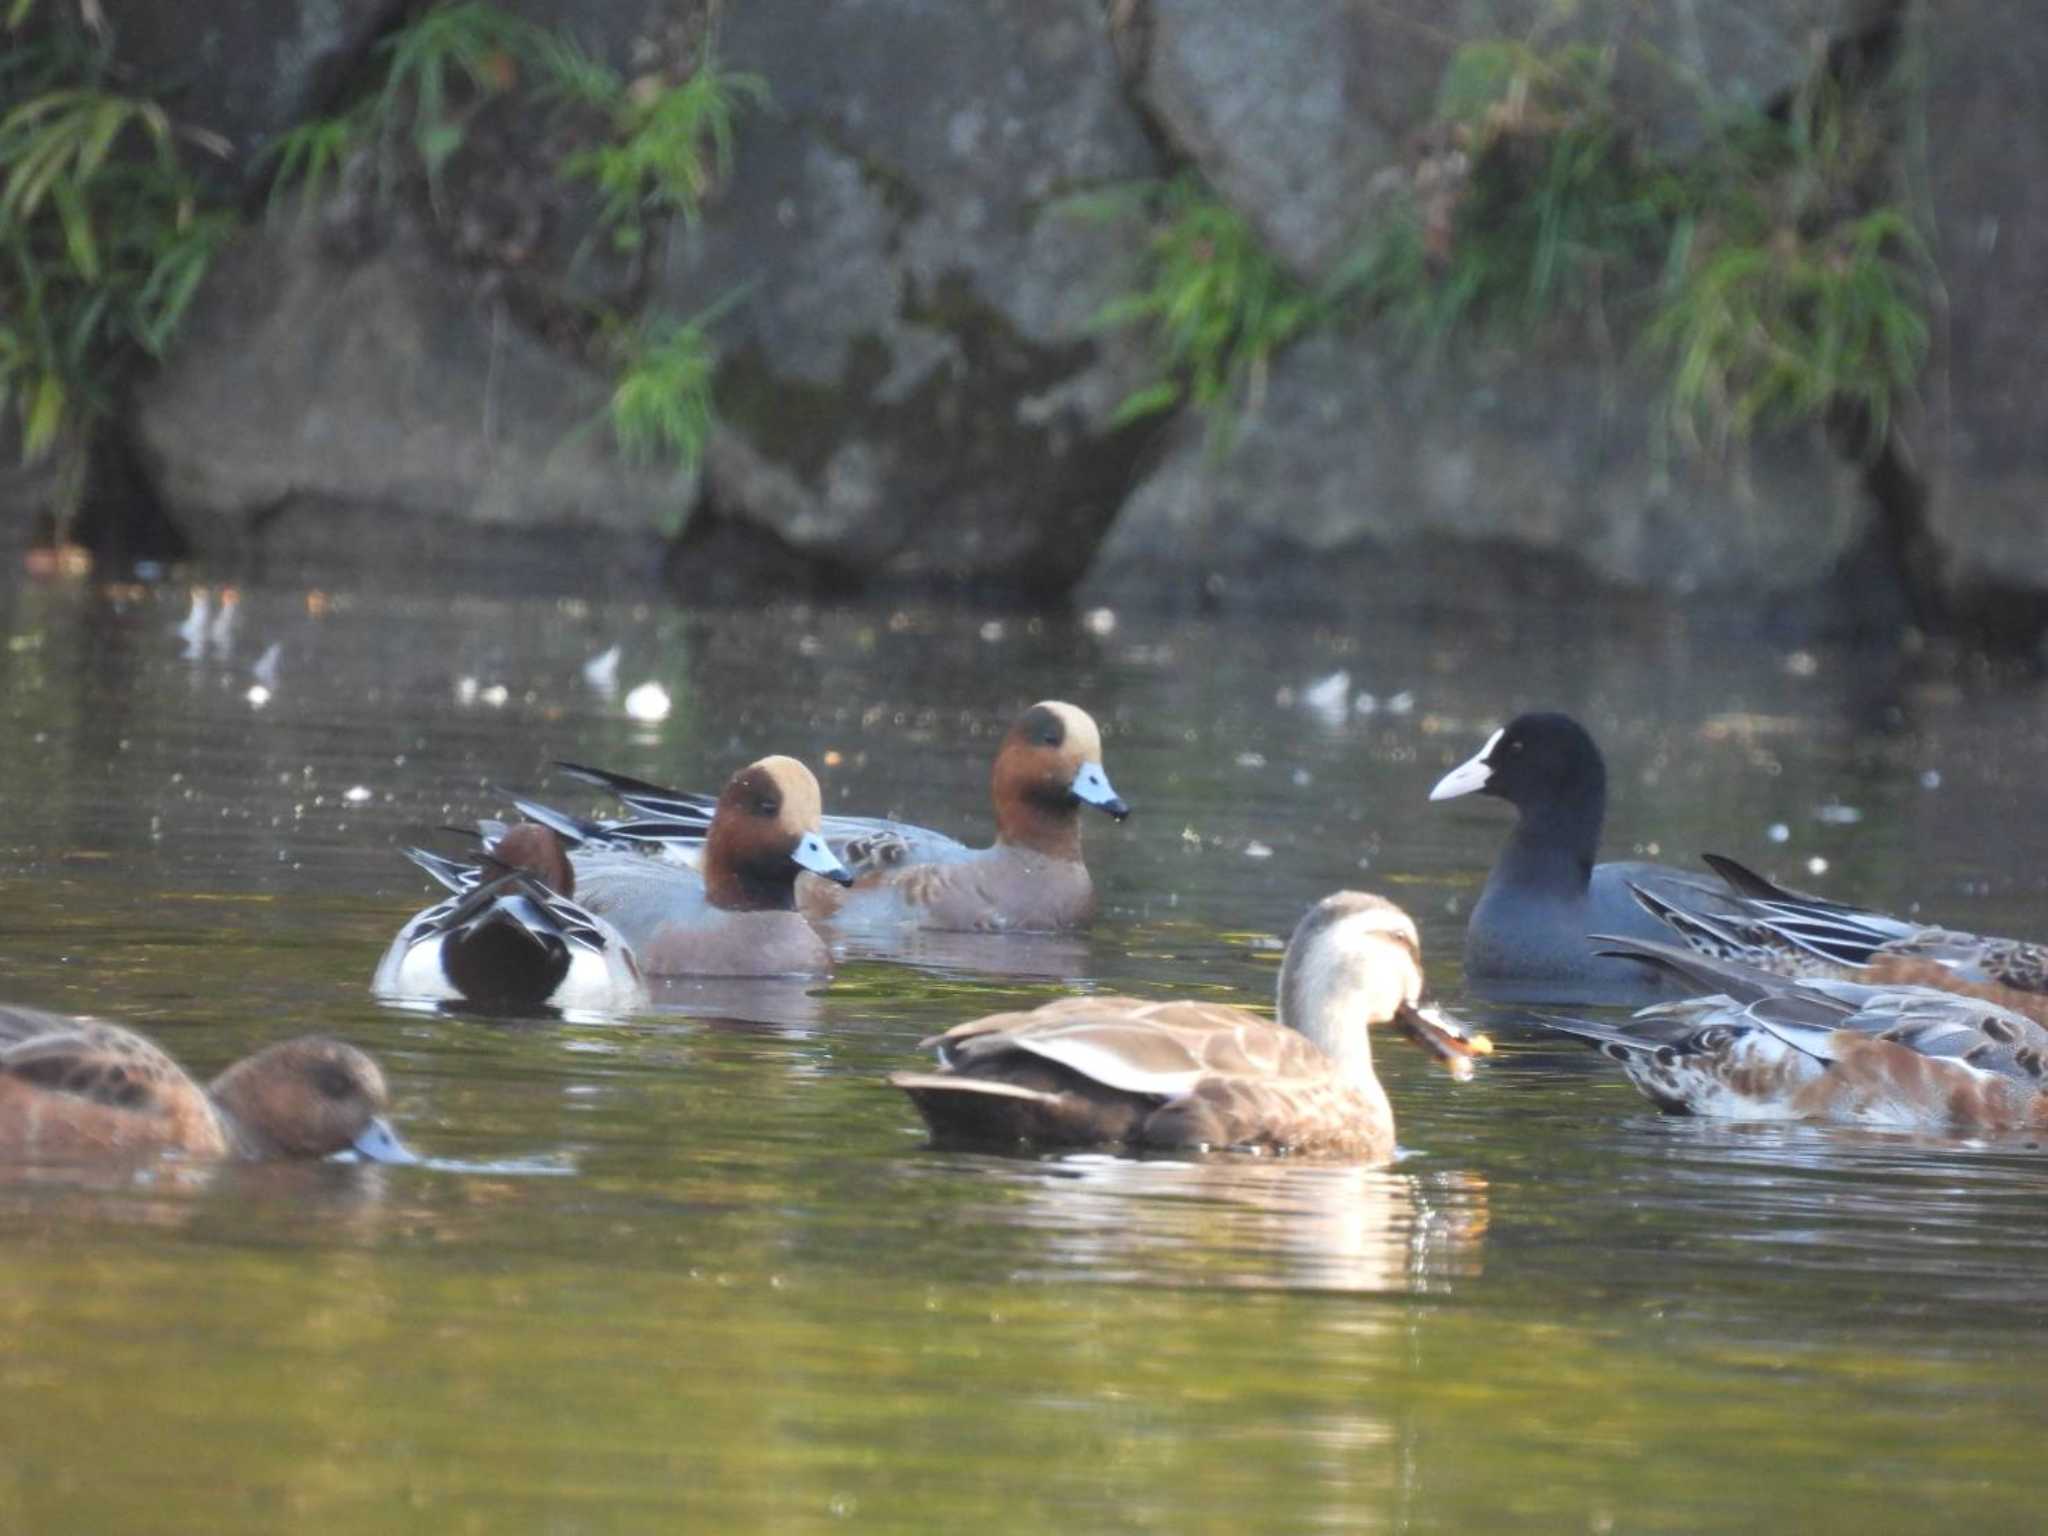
[374,823,646,1013]
[0,1005,414,1162]
[1545,937,2048,1134]
[891,892,1487,1161]
[565,755,854,977]
[558,701,1129,933]
[1629,853,2048,1026]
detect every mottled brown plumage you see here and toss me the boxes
[1549,937,2048,1133]
[891,893,1485,1162]
[1631,854,2048,1026]
[0,1006,412,1162]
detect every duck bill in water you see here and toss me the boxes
[1394,1003,1493,1082]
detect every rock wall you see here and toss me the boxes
[59,0,2048,615]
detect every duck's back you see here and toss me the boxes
[0,1013,228,1158]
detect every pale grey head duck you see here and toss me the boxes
[890,892,1488,1162]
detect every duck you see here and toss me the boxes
[552,755,854,977]
[1626,853,2048,1027]
[889,892,1489,1160]
[556,701,1130,934]
[0,1005,415,1162]
[1429,712,1733,1003]
[1542,936,2048,1133]
[373,823,647,1012]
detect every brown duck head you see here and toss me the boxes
[991,702,1128,859]
[701,755,854,911]
[207,1037,416,1161]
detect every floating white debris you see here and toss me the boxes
[250,641,282,688]
[1083,607,1117,636]
[343,785,373,804]
[1767,822,1790,843]
[1236,751,1267,769]
[246,684,271,709]
[1243,840,1274,859]
[1292,768,1313,787]
[978,620,1005,642]
[456,676,479,705]
[624,680,672,722]
[1299,670,1350,726]
[479,683,510,709]
[1806,855,1830,876]
[208,588,239,653]
[582,644,621,692]
[1814,803,1862,825]
[1784,650,1820,678]
[1355,692,1379,716]
[177,588,210,659]
[1386,690,1416,715]
[1920,769,1942,790]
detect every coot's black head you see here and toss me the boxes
[1429,712,1606,814]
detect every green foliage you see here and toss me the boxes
[1338,28,1930,459]
[373,0,544,194]
[0,40,231,496]
[557,46,769,252]
[1653,210,1929,456]
[1086,174,1319,435]
[604,310,718,477]
[258,110,365,220]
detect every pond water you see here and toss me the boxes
[0,569,2044,1532]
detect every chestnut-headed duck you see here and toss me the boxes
[0,1005,414,1162]
[557,700,1130,934]
[1545,936,2048,1134]
[374,823,646,1013]
[891,893,1488,1160]
[557,755,853,977]
[1628,853,2048,1027]
[1430,712,1747,1004]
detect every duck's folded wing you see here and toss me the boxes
[934,998,1322,1095]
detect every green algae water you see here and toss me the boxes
[0,575,2044,1532]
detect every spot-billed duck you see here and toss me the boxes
[891,892,1487,1161]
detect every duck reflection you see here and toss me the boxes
[956,1154,1489,1294]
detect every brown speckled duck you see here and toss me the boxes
[890,892,1488,1161]
[1630,853,2048,1027]
[0,1006,414,1162]
[1544,937,2048,1134]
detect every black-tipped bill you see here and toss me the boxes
[1070,761,1129,820]
[1395,1003,1494,1082]
[793,831,856,887]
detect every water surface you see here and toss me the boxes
[0,573,2044,1532]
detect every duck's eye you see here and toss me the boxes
[1507,739,1524,755]
[312,1064,358,1101]
[753,797,779,818]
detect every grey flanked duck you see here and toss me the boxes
[563,755,854,977]
[890,892,1489,1162]
[555,700,1130,933]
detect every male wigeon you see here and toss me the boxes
[891,893,1487,1160]
[558,755,854,976]
[1627,853,2048,1027]
[558,701,1130,933]
[1544,937,2048,1134]
[374,823,647,1013]
[1429,712,1740,1003]
[0,1005,414,1162]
